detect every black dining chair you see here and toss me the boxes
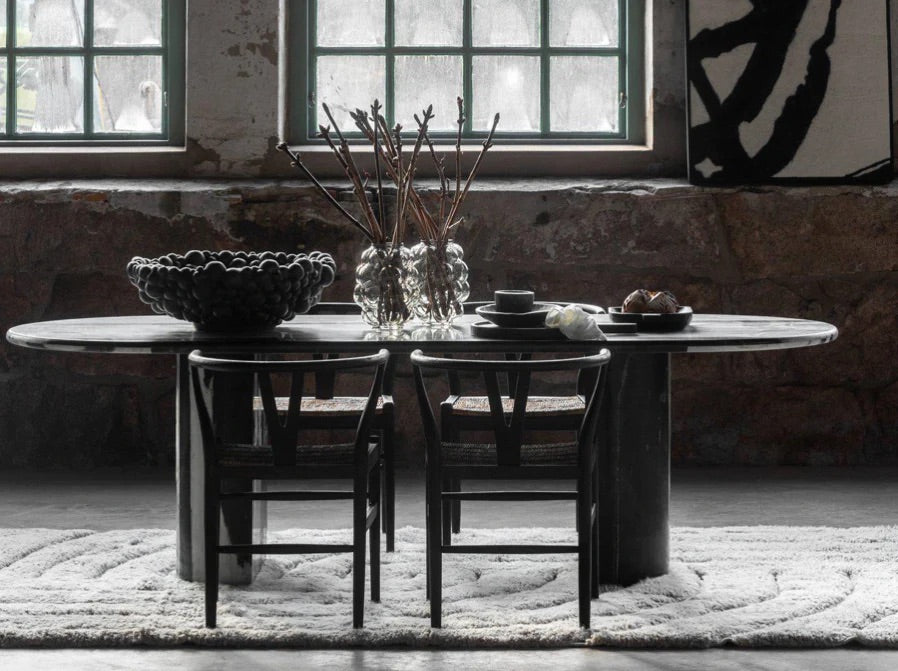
[410,347,611,629]
[190,348,389,629]
[441,301,604,541]
[253,302,399,552]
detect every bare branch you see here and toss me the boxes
[442,112,500,238]
[276,141,374,242]
[370,100,387,234]
[454,97,464,205]
[321,103,384,241]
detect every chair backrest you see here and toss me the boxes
[410,349,611,466]
[190,349,389,468]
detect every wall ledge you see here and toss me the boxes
[0,178,896,199]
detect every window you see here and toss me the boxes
[289,0,645,144]
[0,0,184,144]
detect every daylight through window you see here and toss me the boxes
[297,0,640,142]
[0,0,183,143]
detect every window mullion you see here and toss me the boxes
[161,0,168,138]
[618,0,627,138]
[385,0,394,128]
[6,0,14,137]
[462,0,472,134]
[84,0,94,137]
[540,0,549,135]
[306,0,317,138]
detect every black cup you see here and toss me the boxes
[494,290,535,313]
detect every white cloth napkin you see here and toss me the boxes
[544,304,607,340]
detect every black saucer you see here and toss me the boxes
[475,302,559,328]
[608,306,694,331]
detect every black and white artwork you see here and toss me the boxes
[686,0,893,185]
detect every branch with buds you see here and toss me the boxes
[277,98,500,248]
[415,98,500,246]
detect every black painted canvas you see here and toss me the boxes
[686,0,893,185]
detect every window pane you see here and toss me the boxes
[550,56,618,132]
[395,56,462,131]
[94,55,162,132]
[472,56,539,131]
[0,9,7,43]
[16,56,84,133]
[550,0,618,47]
[316,0,384,46]
[316,56,385,131]
[94,0,162,47]
[473,0,539,47]
[16,0,85,47]
[395,0,462,47]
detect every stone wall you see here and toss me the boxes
[1,179,896,469]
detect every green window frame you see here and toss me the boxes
[0,0,185,145]
[288,0,645,144]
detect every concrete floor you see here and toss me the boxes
[1,467,898,670]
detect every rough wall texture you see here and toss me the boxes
[0,180,896,469]
[0,0,896,468]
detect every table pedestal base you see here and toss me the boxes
[598,352,670,585]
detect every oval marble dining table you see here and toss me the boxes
[7,312,838,586]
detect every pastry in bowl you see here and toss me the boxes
[622,289,679,314]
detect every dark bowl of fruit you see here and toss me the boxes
[126,249,336,332]
[608,289,693,332]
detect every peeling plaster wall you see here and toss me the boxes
[187,0,282,176]
[0,1,896,469]
[0,180,896,469]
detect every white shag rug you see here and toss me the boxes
[2,525,898,648]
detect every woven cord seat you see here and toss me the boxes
[252,396,386,415]
[448,395,585,416]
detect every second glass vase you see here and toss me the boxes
[408,239,470,328]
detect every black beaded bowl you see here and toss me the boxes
[126,250,336,332]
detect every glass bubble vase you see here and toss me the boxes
[408,239,470,328]
[353,243,413,331]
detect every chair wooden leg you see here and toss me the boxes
[591,504,600,599]
[441,477,453,546]
[204,480,220,629]
[381,424,396,552]
[451,478,461,534]
[428,460,443,627]
[442,405,460,538]
[577,474,592,630]
[370,459,381,603]
[591,462,600,599]
[353,468,367,628]
[425,471,431,602]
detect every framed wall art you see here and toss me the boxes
[686,0,893,185]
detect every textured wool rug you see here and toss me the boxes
[1,525,898,649]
